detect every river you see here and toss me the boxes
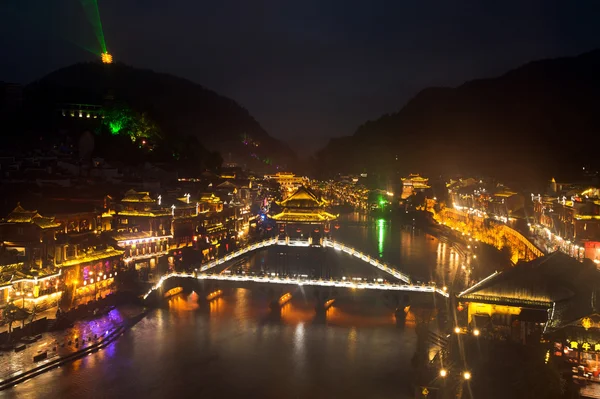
[1,212,502,399]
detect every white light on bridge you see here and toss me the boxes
[142,237,449,300]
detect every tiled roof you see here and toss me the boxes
[4,204,61,229]
[217,181,238,189]
[6,204,39,223]
[278,186,325,209]
[458,252,589,305]
[199,193,222,203]
[458,251,600,332]
[270,208,338,222]
[33,216,61,229]
[121,189,155,203]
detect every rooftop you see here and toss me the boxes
[4,204,62,229]
[459,252,600,332]
[121,189,155,203]
[270,208,338,222]
[278,186,326,209]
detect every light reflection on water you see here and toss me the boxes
[6,291,422,399]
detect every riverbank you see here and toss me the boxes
[0,302,147,391]
[407,211,513,288]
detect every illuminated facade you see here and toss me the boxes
[59,103,103,119]
[198,193,224,213]
[58,246,123,307]
[0,267,62,312]
[113,231,170,265]
[0,204,62,269]
[264,172,307,193]
[117,190,171,235]
[0,200,126,311]
[532,187,600,262]
[401,174,430,200]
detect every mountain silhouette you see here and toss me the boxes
[22,62,296,172]
[317,49,600,185]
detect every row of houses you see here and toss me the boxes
[446,176,600,263]
[0,182,256,312]
[532,181,600,262]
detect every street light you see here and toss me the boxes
[463,371,472,380]
[473,328,480,337]
[439,369,447,377]
[454,326,461,334]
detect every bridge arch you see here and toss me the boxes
[197,237,412,284]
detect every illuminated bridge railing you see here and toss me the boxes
[142,272,448,300]
[323,239,412,284]
[196,237,412,285]
[199,237,278,272]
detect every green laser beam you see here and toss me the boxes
[3,2,101,55]
[79,0,107,53]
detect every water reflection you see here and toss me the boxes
[377,218,385,257]
[209,297,225,315]
[7,289,422,399]
[293,322,306,365]
[280,303,314,325]
[167,291,199,312]
[347,327,357,361]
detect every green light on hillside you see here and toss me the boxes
[109,120,123,134]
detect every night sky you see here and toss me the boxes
[2,0,600,156]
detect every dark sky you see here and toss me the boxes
[2,1,600,156]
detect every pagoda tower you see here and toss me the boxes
[270,186,337,245]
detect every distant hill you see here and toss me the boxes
[22,62,296,172]
[317,50,600,185]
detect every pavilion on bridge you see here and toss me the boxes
[269,186,337,245]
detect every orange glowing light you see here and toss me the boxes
[101,52,113,64]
